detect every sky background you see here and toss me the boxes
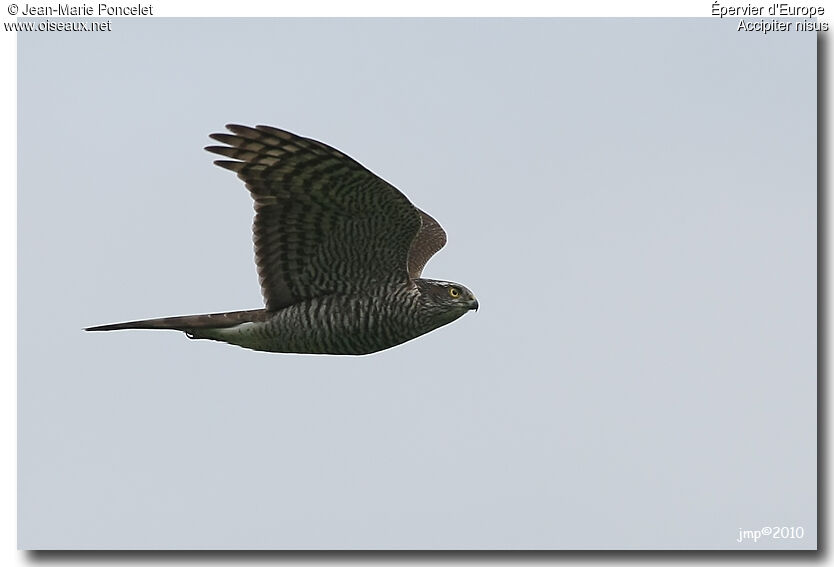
[18,18,816,549]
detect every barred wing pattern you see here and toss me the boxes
[207,125,426,311]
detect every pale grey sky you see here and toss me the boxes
[19,18,816,549]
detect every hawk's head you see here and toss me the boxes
[415,279,478,327]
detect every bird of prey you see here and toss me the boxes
[86,125,478,355]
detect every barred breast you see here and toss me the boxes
[194,285,429,355]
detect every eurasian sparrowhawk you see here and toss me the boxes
[86,125,478,354]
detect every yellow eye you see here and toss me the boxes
[449,287,461,298]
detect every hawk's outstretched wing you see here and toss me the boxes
[207,125,430,311]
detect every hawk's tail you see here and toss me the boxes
[85,309,269,332]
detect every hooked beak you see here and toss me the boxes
[468,298,479,312]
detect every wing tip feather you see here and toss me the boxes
[213,159,245,172]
